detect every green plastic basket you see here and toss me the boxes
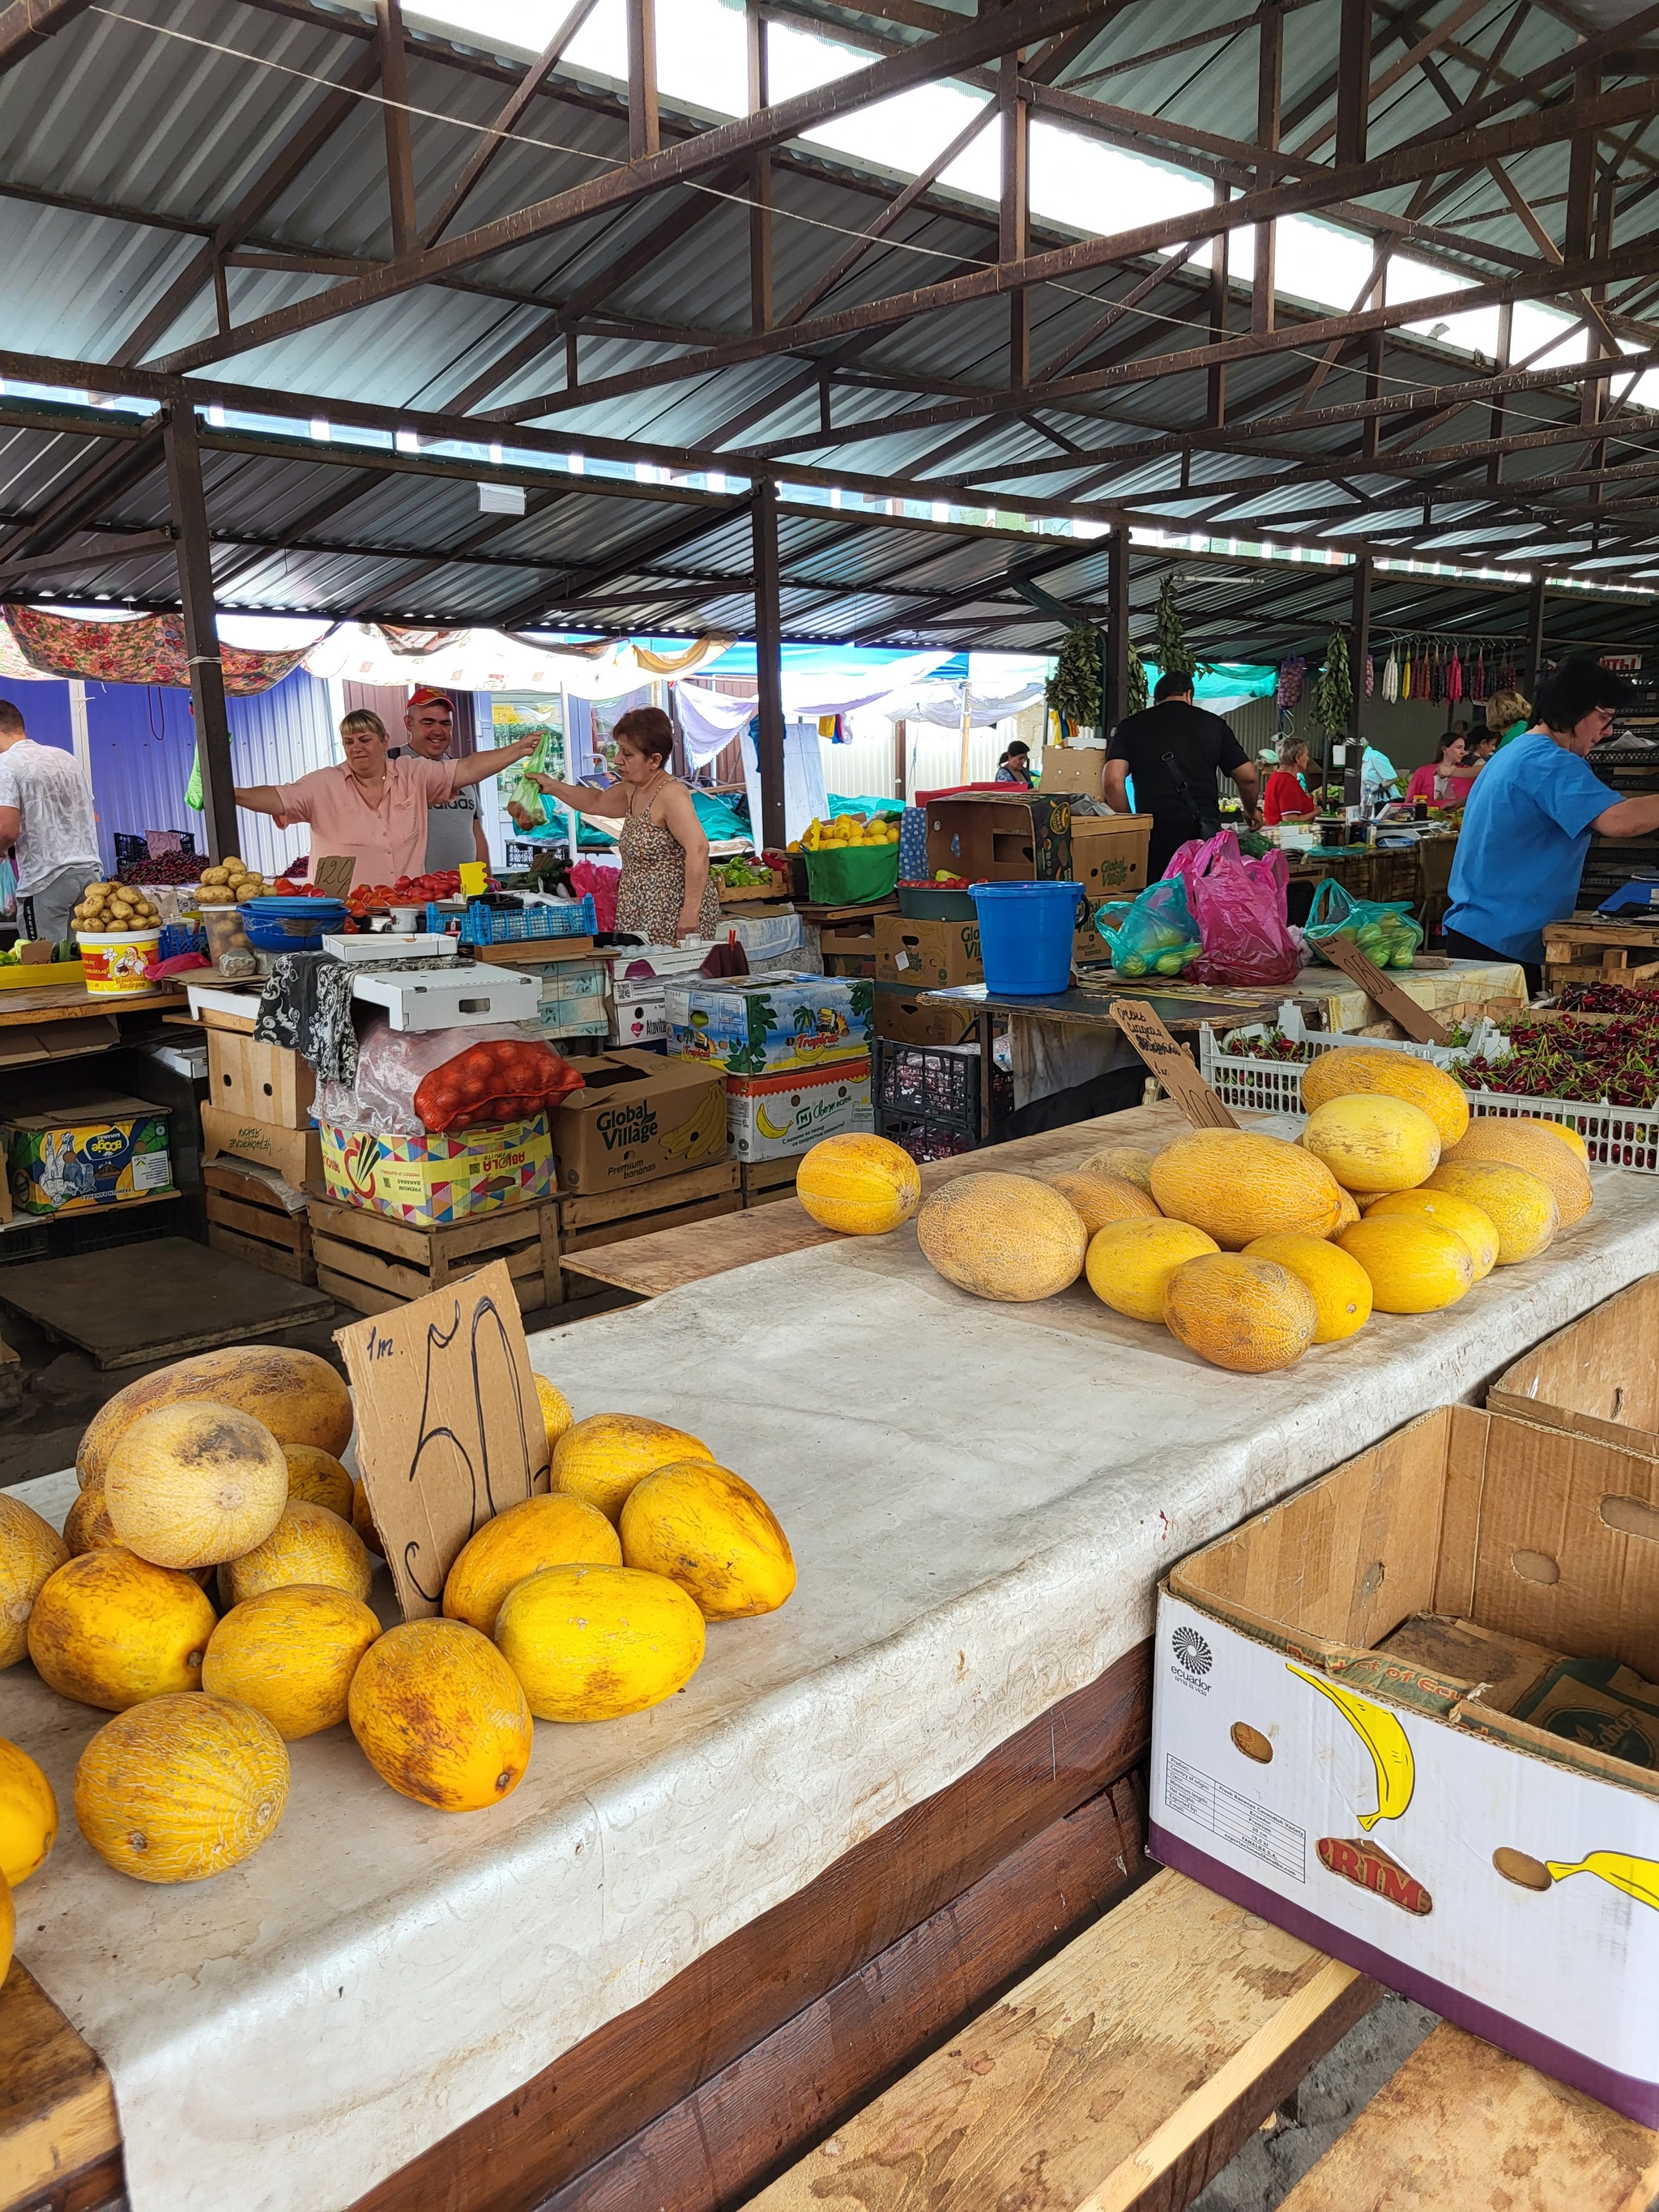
[803,843,900,905]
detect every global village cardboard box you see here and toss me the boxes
[5,1093,175,1215]
[665,972,871,1077]
[1149,1403,1659,2125]
[552,1048,728,1194]
[727,1058,872,1161]
[318,1115,553,1228]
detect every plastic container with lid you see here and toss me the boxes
[77,926,161,995]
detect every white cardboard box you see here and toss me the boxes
[1149,1403,1659,2125]
[726,1058,872,1161]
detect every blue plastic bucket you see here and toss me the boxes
[970,880,1083,996]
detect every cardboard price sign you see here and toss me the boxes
[1316,936,1450,1045]
[1109,999,1238,1128]
[335,1258,551,1619]
[313,854,356,901]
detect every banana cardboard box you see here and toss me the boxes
[664,972,870,1077]
[1149,1403,1659,2126]
[727,1058,873,1161]
[552,1048,728,1193]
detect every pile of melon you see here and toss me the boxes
[825,1049,1589,1379]
[0,1348,794,1913]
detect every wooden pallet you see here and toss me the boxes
[308,1195,561,1318]
[558,1161,741,1260]
[1542,918,1659,985]
[203,1160,315,1285]
[740,1156,802,1208]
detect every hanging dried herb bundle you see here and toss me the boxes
[1154,576,1196,679]
[1312,630,1354,739]
[1045,623,1102,728]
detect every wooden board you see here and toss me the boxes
[0,1238,331,1368]
[204,1192,309,1251]
[561,1191,742,1255]
[749,1869,1376,2212]
[205,1222,318,1285]
[0,982,186,1028]
[348,1640,1151,2212]
[1277,2022,1659,2211]
[557,1160,740,1231]
[0,1961,122,2212]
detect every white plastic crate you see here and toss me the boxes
[1198,1026,1659,1174]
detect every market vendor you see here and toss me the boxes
[996,741,1034,787]
[1261,737,1317,824]
[390,687,489,871]
[233,708,537,886]
[1405,732,1476,808]
[528,705,718,943]
[1444,657,1654,991]
[0,697,101,944]
[1102,671,1260,878]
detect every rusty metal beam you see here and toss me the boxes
[747,1,773,335]
[376,0,417,258]
[0,0,92,74]
[422,1,601,246]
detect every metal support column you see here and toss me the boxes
[626,0,659,160]
[164,405,236,864]
[1252,0,1282,335]
[746,1,773,334]
[1000,45,1030,387]
[1104,523,1130,737]
[1525,576,1547,693]
[752,482,787,851]
[1344,553,1371,812]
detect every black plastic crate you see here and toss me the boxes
[873,1038,979,1135]
[873,1110,979,1165]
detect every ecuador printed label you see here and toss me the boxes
[1164,1754,1306,1881]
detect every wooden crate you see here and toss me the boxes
[559,1161,741,1259]
[740,1156,801,1208]
[307,1196,561,1317]
[1543,918,1659,985]
[203,1159,316,1284]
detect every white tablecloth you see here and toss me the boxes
[6,1137,1657,2212]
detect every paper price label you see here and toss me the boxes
[313,854,356,900]
[1316,937,1449,1044]
[1109,999,1238,1128]
[335,1258,552,1619]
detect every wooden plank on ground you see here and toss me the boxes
[0,1238,331,1368]
[0,1960,122,2212]
[1277,2022,1659,2212]
[748,1869,1377,2212]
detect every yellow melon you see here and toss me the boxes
[534,1375,574,1451]
[203,1587,382,1740]
[1537,1119,1589,1163]
[28,1549,215,1711]
[1338,1216,1474,1312]
[1043,1168,1161,1236]
[795,1132,922,1235]
[1085,1218,1220,1323]
[1162,1253,1319,1372]
[105,1402,288,1571]
[280,1444,353,1522]
[0,1494,70,1669]
[1150,1129,1343,1249]
[349,1621,531,1811]
[78,1346,352,1490]
[1300,1047,1470,1149]
[1367,1187,1498,1281]
[1302,1094,1440,1194]
[75,1694,289,1884]
[915,1173,1087,1302]
[223,1499,372,1608]
[352,1475,382,1557]
[0,1739,57,1886]
[552,1413,715,1527]
[494,1563,706,1722]
[1243,1233,1372,1344]
[1329,1187,1362,1235]
[620,1462,795,1621]
[1423,1161,1558,1264]
[63,1483,119,1557]
[443,1494,621,1634]
[1444,1119,1592,1225]
[1077,1145,1158,1195]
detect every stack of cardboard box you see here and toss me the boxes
[200,1019,322,1278]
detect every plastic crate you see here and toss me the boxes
[429,895,596,944]
[874,1038,979,1134]
[873,1110,979,1165]
[1197,1028,1455,1117]
[158,923,207,961]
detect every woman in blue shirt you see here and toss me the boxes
[1444,658,1654,991]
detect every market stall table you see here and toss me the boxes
[6,1106,1659,2212]
[0,979,189,1071]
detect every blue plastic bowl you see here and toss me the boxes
[243,897,348,953]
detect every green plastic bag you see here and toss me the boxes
[1101,875,1201,978]
[803,843,899,905]
[184,744,203,812]
[1304,878,1423,969]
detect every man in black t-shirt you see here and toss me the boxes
[1102,671,1261,879]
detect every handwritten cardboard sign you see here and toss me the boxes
[1316,937,1449,1045]
[335,1258,551,1619]
[313,854,357,901]
[1110,999,1239,1128]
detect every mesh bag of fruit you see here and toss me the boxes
[1102,874,1202,978]
[1303,878,1423,970]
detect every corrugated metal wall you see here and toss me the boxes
[2,682,74,752]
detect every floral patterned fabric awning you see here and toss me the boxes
[4,605,322,693]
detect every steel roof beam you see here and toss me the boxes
[423,1,601,248]
[0,0,92,74]
[0,424,163,560]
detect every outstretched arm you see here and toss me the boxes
[234,784,288,819]
[527,774,630,818]
[446,735,539,791]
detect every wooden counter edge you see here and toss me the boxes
[0,1960,122,2212]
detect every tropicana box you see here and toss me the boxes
[552,1047,727,1195]
[1150,1403,1659,2126]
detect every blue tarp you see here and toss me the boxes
[1142,661,1278,703]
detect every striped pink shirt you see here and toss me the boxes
[274,757,458,885]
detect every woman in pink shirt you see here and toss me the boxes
[1405,732,1476,810]
[234,710,538,885]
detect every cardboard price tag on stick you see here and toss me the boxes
[1110,999,1238,1128]
[1316,936,1450,1045]
[312,854,356,901]
[335,1258,551,1620]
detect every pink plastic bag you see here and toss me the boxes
[1167,829,1302,988]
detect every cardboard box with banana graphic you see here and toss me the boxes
[550,1048,729,1194]
[1151,1404,1659,2126]
[726,1057,873,1161]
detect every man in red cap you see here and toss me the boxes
[397,687,488,872]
